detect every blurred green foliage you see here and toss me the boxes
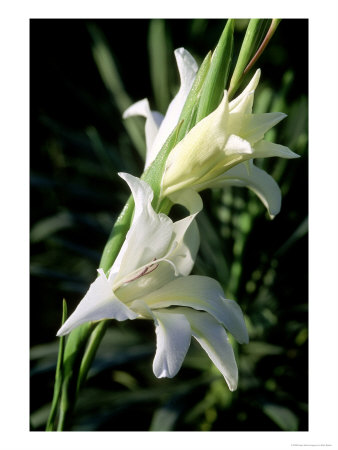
[30,19,308,431]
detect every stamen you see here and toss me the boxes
[123,258,159,284]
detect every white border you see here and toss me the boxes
[1,0,338,449]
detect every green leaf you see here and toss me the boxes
[148,19,171,113]
[30,212,73,243]
[244,341,283,356]
[176,51,211,139]
[98,194,135,274]
[57,320,96,430]
[142,120,184,209]
[275,217,308,257]
[196,19,234,122]
[88,23,146,158]
[46,300,67,431]
[77,320,109,390]
[263,403,299,431]
[149,405,181,431]
[196,210,231,285]
[229,19,282,99]
[244,19,282,74]
[228,19,271,99]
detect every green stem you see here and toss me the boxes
[228,19,281,100]
[77,320,109,391]
[243,19,281,75]
[56,406,67,432]
[45,300,67,431]
[56,322,96,430]
[99,195,135,273]
[228,19,270,99]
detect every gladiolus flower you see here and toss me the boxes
[124,53,299,218]
[57,173,248,390]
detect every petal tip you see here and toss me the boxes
[56,327,65,337]
[228,383,238,392]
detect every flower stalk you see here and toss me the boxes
[243,19,281,76]
[228,19,281,100]
[228,19,270,99]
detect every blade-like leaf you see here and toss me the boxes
[88,24,146,158]
[228,19,271,99]
[177,51,211,139]
[196,19,234,122]
[46,300,67,431]
[148,19,171,113]
[263,403,299,431]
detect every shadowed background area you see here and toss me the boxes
[30,19,308,431]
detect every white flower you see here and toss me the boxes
[57,173,248,390]
[124,52,299,218]
[161,69,299,217]
[123,47,198,169]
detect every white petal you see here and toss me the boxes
[113,184,202,300]
[165,189,203,276]
[168,187,203,216]
[253,140,300,159]
[183,309,239,391]
[115,259,176,302]
[149,48,198,167]
[56,270,137,336]
[141,275,248,344]
[175,47,199,95]
[162,92,230,196]
[242,112,287,144]
[111,173,173,285]
[129,298,155,319]
[123,98,163,167]
[122,97,163,127]
[208,160,282,218]
[229,69,261,114]
[169,218,199,276]
[225,134,253,156]
[152,310,191,378]
[115,214,200,301]
[115,213,200,301]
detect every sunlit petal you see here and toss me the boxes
[111,173,173,284]
[122,98,163,157]
[151,309,191,378]
[229,69,261,114]
[224,134,253,156]
[149,48,198,166]
[241,112,287,144]
[162,92,230,195]
[253,140,300,159]
[164,189,203,276]
[141,275,248,344]
[207,160,282,218]
[169,219,199,276]
[168,188,203,216]
[183,308,238,391]
[160,64,298,213]
[56,270,137,336]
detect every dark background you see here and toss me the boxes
[30,19,308,431]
